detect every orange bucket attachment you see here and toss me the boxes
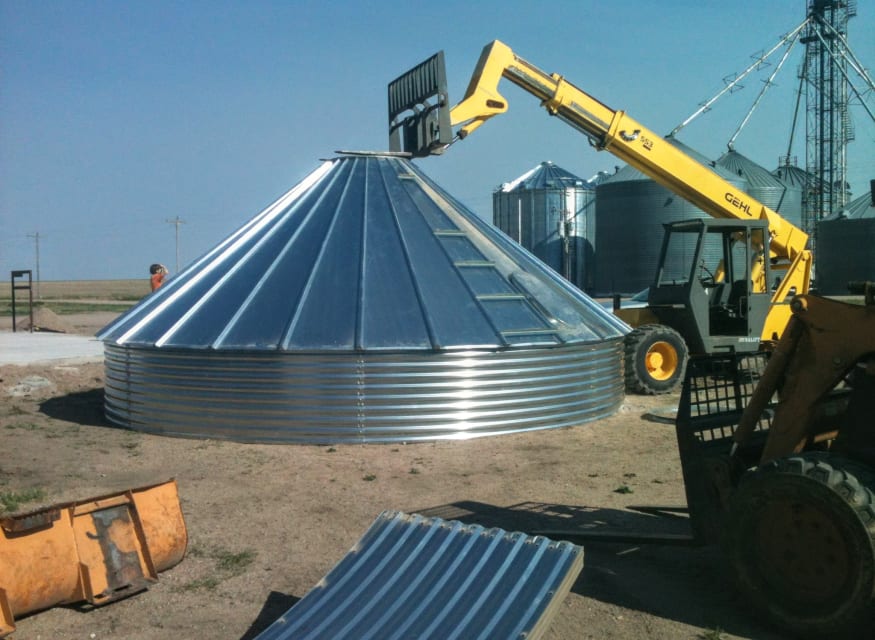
[0,479,187,637]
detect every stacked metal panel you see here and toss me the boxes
[253,511,584,640]
[98,153,628,443]
[492,161,595,291]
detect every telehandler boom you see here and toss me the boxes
[388,41,813,394]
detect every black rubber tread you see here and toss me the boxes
[623,324,688,395]
[725,452,875,638]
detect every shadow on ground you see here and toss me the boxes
[39,388,112,428]
[239,591,302,640]
[414,500,783,639]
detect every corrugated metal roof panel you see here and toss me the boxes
[99,155,626,351]
[823,189,875,220]
[771,163,814,189]
[254,511,584,640]
[717,149,784,189]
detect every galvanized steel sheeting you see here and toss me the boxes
[717,149,802,227]
[823,189,875,221]
[99,154,626,443]
[492,161,595,292]
[103,340,623,443]
[99,155,626,351]
[254,511,584,640]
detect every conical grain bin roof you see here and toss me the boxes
[98,153,628,443]
[717,149,802,227]
[498,160,591,192]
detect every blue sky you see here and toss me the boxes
[1,1,873,281]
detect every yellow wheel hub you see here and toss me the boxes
[645,340,678,381]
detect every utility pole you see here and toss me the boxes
[165,216,186,273]
[26,231,43,299]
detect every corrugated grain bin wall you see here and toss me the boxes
[815,187,875,295]
[592,139,748,296]
[492,161,595,292]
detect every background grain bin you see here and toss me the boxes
[592,138,748,296]
[493,161,595,291]
[98,153,629,444]
[815,180,875,295]
[717,149,802,228]
[772,160,818,227]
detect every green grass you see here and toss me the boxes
[0,487,47,514]
[176,544,257,592]
[177,576,221,592]
[215,549,257,576]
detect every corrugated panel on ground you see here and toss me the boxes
[254,511,584,640]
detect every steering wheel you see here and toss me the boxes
[698,260,717,287]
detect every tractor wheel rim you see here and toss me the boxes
[755,499,850,605]
[645,340,678,381]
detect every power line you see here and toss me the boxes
[165,216,186,273]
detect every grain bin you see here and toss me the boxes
[493,161,595,291]
[98,153,629,444]
[717,149,802,228]
[592,138,748,296]
[815,180,875,294]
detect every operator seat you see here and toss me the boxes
[707,282,728,308]
[727,280,750,318]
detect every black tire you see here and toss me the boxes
[624,324,688,395]
[724,453,875,638]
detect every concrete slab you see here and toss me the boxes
[0,331,104,365]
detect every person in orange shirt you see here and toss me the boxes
[149,263,168,291]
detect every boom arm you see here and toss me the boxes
[392,40,812,312]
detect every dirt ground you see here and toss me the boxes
[0,311,784,640]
